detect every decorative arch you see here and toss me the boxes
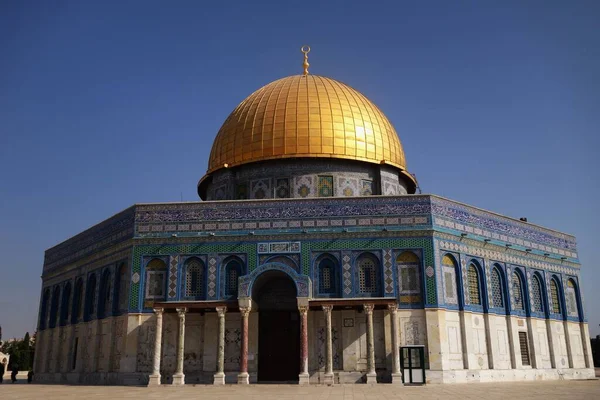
[98,268,112,319]
[113,262,128,315]
[71,278,84,324]
[549,275,563,316]
[490,264,506,310]
[39,288,50,330]
[530,272,546,314]
[565,278,581,319]
[239,262,311,298]
[182,257,205,299]
[511,268,526,312]
[221,256,245,299]
[59,281,72,326]
[441,253,459,305]
[49,285,61,329]
[314,253,340,297]
[145,258,167,301]
[396,251,422,304]
[466,261,484,306]
[84,273,97,321]
[356,252,382,297]
[263,255,299,272]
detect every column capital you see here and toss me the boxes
[216,306,228,317]
[363,303,375,315]
[387,303,398,313]
[176,307,187,317]
[153,307,164,315]
[239,306,251,318]
[322,304,333,314]
[298,305,309,315]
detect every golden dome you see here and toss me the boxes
[206,74,410,174]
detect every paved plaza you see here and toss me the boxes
[0,379,599,400]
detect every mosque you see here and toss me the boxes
[33,47,594,385]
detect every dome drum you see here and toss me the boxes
[198,158,412,200]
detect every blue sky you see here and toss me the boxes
[0,1,598,339]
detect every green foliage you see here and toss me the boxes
[0,331,36,371]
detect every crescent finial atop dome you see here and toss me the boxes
[301,45,310,75]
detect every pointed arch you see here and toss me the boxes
[441,253,459,305]
[183,257,205,299]
[396,251,422,304]
[550,276,562,316]
[39,288,50,330]
[565,278,580,319]
[224,256,244,298]
[60,281,72,326]
[357,252,381,296]
[71,278,84,324]
[113,262,128,315]
[467,263,482,306]
[316,253,340,297]
[511,269,525,311]
[490,264,506,310]
[84,273,97,321]
[530,273,545,313]
[98,268,112,319]
[49,285,61,329]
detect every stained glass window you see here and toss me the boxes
[512,272,524,311]
[491,267,504,309]
[185,258,203,298]
[531,275,544,313]
[550,279,561,315]
[468,264,481,305]
[566,280,578,317]
[358,255,378,295]
[318,176,334,197]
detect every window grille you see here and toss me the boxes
[550,279,561,315]
[566,280,578,317]
[467,265,481,305]
[185,259,203,297]
[518,331,530,366]
[491,268,504,308]
[359,256,378,294]
[226,261,241,297]
[531,275,544,313]
[147,271,165,298]
[512,272,524,310]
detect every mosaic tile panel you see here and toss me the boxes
[207,254,218,299]
[294,176,313,198]
[274,178,290,198]
[337,177,358,197]
[250,179,271,200]
[360,179,373,196]
[383,249,394,295]
[318,176,334,197]
[168,255,179,299]
[342,251,352,296]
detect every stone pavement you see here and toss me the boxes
[0,380,599,400]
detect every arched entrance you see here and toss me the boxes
[252,270,300,382]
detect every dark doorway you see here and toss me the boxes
[254,272,300,382]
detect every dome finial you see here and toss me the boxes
[301,45,310,75]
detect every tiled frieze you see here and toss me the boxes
[167,255,179,299]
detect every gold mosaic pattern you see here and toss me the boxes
[207,75,407,173]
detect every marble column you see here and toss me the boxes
[364,303,377,384]
[238,306,251,384]
[322,305,334,385]
[298,305,310,385]
[388,304,402,384]
[214,306,227,385]
[172,308,187,385]
[147,308,164,386]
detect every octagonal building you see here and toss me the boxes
[33,50,595,385]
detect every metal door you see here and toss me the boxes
[400,345,425,384]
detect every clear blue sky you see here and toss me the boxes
[1,1,598,340]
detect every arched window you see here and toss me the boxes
[225,259,243,298]
[85,273,97,321]
[40,288,50,330]
[145,258,167,300]
[531,274,544,313]
[184,258,204,298]
[113,263,128,315]
[550,278,562,315]
[565,279,579,318]
[60,282,72,326]
[357,254,380,296]
[98,269,112,319]
[467,264,481,305]
[318,256,338,296]
[71,278,83,324]
[396,251,421,301]
[49,286,61,329]
[490,266,505,309]
[442,254,458,304]
[512,271,525,311]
